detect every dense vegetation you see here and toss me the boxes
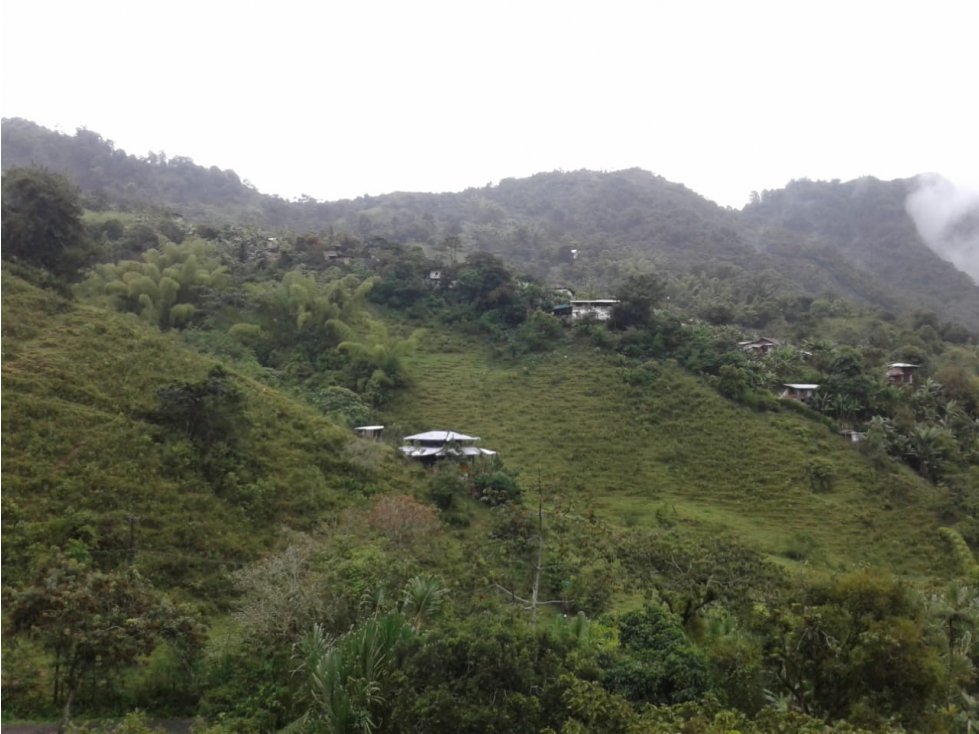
[5,117,979,327]
[2,125,979,733]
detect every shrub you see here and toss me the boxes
[368,494,441,549]
[602,605,709,705]
[805,458,835,493]
[473,464,522,506]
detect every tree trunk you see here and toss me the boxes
[58,685,75,734]
[530,487,544,628]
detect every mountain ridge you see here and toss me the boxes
[3,117,978,327]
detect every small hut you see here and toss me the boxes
[354,425,384,440]
[886,363,918,386]
[780,383,819,402]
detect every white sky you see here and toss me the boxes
[2,0,977,208]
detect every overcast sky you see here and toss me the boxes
[2,0,977,208]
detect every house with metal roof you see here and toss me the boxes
[399,429,498,465]
[738,336,780,355]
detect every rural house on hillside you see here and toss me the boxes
[553,299,620,321]
[354,425,384,440]
[780,383,819,402]
[400,429,498,467]
[738,337,780,355]
[886,362,918,386]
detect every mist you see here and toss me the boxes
[906,174,979,284]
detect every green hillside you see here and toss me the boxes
[1,270,414,601]
[4,142,979,733]
[386,334,952,578]
[2,279,976,732]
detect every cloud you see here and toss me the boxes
[906,174,979,284]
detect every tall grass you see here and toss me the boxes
[1,273,419,601]
[385,332,952,579]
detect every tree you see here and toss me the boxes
[1,167,89,275]
[230,537,333,642]
[155,365,247,452]
[82,239,231,329]
[927,583,979,709]
[611,272,666,329]
[762,569,943,726]
[385,618,578,733]
[400,574,449,632]
[619,534,786,626]
[601,605,709,705]
[154,365,249,484]
[454,252,520,318]
[7,556,192,732]
[292,614,414,734]
[906,423,957,483]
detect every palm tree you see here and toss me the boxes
[927,583,979,707]
[911,378,946,422]
[907,423,955,482]
[292,614,413,734]
[400,574,448,632]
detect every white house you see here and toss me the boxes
[399,429,497,465]
[780,383,819,402]
[568,299,620,321]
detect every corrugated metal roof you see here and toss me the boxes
[399,445,499,458]
[888,363,918,369]
[403,430,479,442]
[399,446,445,458]
[783,383,820,390]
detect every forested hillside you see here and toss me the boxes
[5,117,978,328]
[3,122,979,733]
[744,177,979,326]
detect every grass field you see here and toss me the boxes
[385,331,953,580]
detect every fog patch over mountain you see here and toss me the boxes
[906,174,979,284]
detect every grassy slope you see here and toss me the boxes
[386,332,954,580]
[1,268,956,605]
[1,272,416,601]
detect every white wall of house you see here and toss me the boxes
[571,301,618,321]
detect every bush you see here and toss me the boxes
[805,458,835,493]
[2,167,90,276]
[368,494,441,549]
[473,463,522,506]
[428,465,469,511]
[314,385,373,427]
[602,605,710,705]
[511,311,564,353]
